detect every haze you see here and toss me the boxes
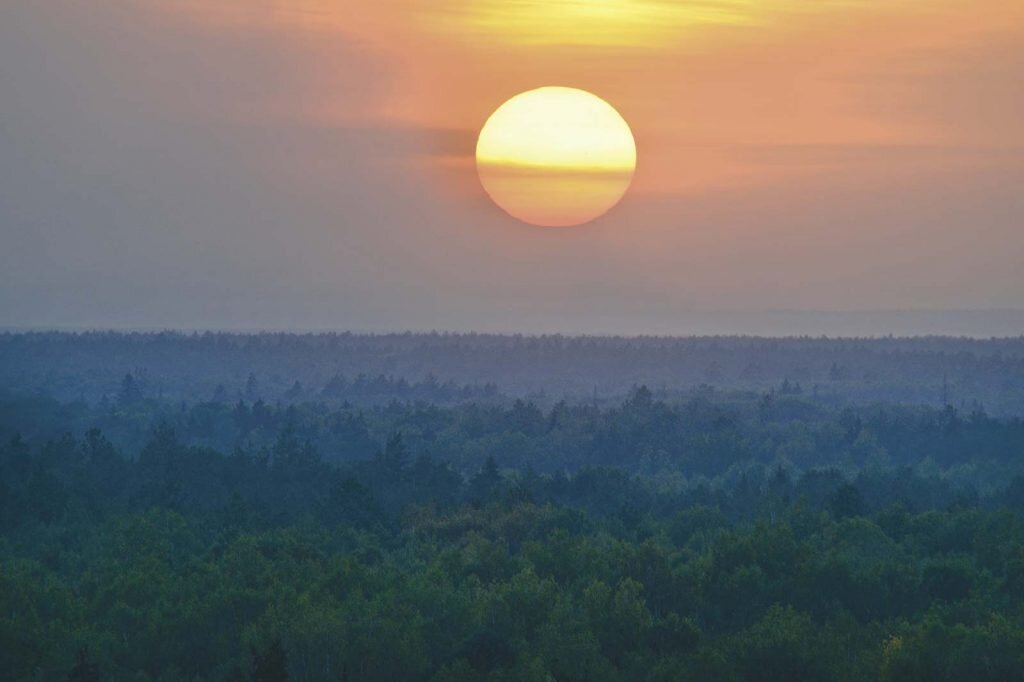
[1,0,1022,336]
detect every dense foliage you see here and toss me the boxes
[2,396,1024,679]
[1,332,1023,680]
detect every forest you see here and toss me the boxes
[4,331,1024,412]
[2,332,1024,680]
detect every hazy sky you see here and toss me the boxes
[1,0,1022,335]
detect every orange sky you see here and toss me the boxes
[153,0,1024,197]
[0,0,1021,332]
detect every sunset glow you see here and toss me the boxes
[2,0,1022,327]
[428,0,758,47]
[476,87,636,226]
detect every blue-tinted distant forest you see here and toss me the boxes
[2,332,1024,680]
[4,331,1024,410]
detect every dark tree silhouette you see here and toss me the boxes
[251,639,288,682]
[67,649,100,682]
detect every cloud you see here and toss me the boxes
[426,0,756,47]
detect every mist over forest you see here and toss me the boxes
[3,331,1024,680]
[5,331,1024,411]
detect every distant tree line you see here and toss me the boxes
[2,386,1022,487]
[3,331,1024,412]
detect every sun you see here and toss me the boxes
[476,87,637,227]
